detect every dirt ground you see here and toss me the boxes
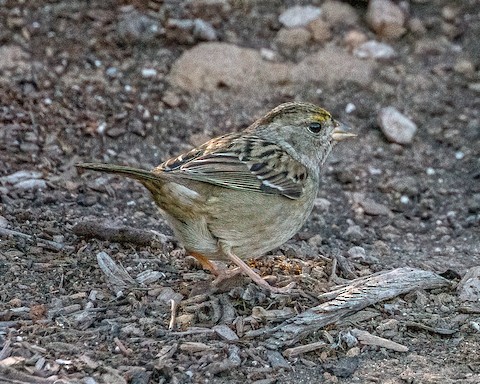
[0,0,479,383]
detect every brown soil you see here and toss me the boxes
[0,1,479,383]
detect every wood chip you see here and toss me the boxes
[0,356,25,366]
[156,287,183,305]
[0,339,12,360]
[265,350,290,369]
[179,342,214,353]
[283,341,327,358]
[251,306,295,322]
[351,328,408,352]
[114,337,132,356]
[206,345,241,375]
[213,324,239,341]
[0,364,55,383]
[96,251,137,292]
[135,270,166,285]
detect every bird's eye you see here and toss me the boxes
[308,122,322,134]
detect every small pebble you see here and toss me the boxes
[366,201,390,216]
[366,0,406,39]
[345,103,356,113]
[97,122,107,134]
[308,18,331,43]
[162,92,182,108]
[347,246,366,260]
[345,225,365,243]
[275,27,311,48]
[346,347,360,357]
[378,106,417,145]
[141,68,157,78]
[260,48,277,61]
[343,30,368,50]
[400,195,410,204]
[453,59,475,75]
[470,321,480,332]
[0,216,8,228]
[279,5,322,28]
[106,67,118,77]
[193,19,217,41]
[14,179,47,190]
[0,170,42,184]
[322,0,359,25]
[314,197,331,211]
[455,151,464,160]
[354,40,397,60]
[117,9,160,41]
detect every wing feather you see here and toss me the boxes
[153,134,308,199]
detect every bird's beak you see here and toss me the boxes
[332,120,357,142]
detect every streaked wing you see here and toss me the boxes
[153,134,308,200]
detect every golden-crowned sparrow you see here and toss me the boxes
[77,102,355,293]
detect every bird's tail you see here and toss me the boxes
[76,163,162,184]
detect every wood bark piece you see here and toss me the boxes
[250,268,450,348]
[0,227,64,251]
[96,251,137,294]
[0,364,57,383]
[350,328,408,352]
[283,341,327,358]
[73,220,168,246]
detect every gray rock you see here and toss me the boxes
[168,43,375,94]
[353,193,391,216]
[353,40,397,60]
[275,27,311,48]
[347,246,366,260]
[378,107,418,144]
[322,0,359,25]
[323,356,360,378]
[193,19,217,41]
[0,45,29,70]
[366,0,406,39]
[117,9,161,42]
[0,170,42,184]
[14,179,47,190]
[308,19,332,43]
[292,46,375,86]
[266,350,290,369]
[457,267,480,303]
[0,216,8,228]
[382,176,420,196]
[467,193,480,213]
[279,5,322,28]
[345,224,365,243]
[168,43,290,92]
